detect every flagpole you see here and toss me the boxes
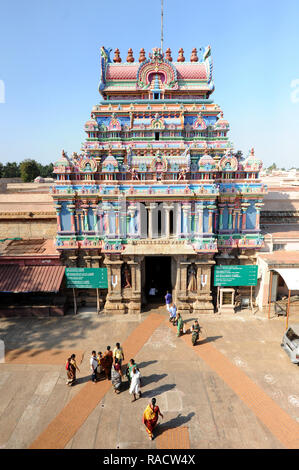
[161,0,164,52]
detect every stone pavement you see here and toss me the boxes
[0,308,299,449]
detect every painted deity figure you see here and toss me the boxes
[122,263,132,288]
[187,264,197,292]
[178,167,187,180]
[130,168,139,180]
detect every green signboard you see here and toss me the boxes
[214,265,258,287]
[65,268,108,289]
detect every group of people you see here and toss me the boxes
[165,290,202,343]
[64,294,201,441]
[165,290,184,337]
[89,343,143,401]
[65,346,164,440]
[89,342,124,383]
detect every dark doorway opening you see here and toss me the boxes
[158,210,162,237]
[169,210,174,236]
[145,256,172,305]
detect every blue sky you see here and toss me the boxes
[0,0,298,168]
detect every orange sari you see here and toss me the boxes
[142,404,160,438]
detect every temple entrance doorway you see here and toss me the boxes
[145,256,172,306]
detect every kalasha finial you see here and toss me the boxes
[113,48,121,63]
[139,48,146,62]
[165,47,172,61]
[250,148,255,155]
[190,48,198,62]
[177,48,185,62]
[127,48,135,62]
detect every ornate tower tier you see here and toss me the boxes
[51,47,267,314]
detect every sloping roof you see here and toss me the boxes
[259,250,299,266]
[0,239,59,257]
[0,265,65,293]
[262,225,299,239]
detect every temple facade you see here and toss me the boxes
[51,46,267,314]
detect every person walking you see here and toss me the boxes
[129,366,141,402]
[90,351,98,384]
[176,312,184,337]
[142,398,163,440]
[103,346,113,380]
[66,356,76,386]
[111,358,122,394]
[97,351,103,380]
[66,355,79,386]
[113,343,124,367]
[169,303,177,323]
[165,291,172,312]
[126,358,139,384]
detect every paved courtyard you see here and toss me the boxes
[0,308,299,449]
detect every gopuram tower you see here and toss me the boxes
[51,46,266,314]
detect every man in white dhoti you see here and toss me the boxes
[129,367,141,402]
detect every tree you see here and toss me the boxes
[20,159,40,182]
[3,162,20,178]
[38,163,54,178]
[268,162,277,171]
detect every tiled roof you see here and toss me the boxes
[0,265,65,293]
[175,63,207,80]
[259,250,299,265]
[106,64,139,80]
[105,62,207,82]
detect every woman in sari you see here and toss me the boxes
[103,346,113,380]
[176,313,183,337]
[111,358,122,394]
[66,354,80,386]
[142,398,163,440]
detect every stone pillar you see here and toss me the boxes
[103,255,126,314]
[241,203,250,231]
[182,203,191,238]
[164,204,173,239]
[175,257,191,314]
[55,204,62,232]
[91,205,98,232]
[102,203,110,235]
[196,203,203,235]
[207,205,216,233]
[255,202,263,230]
[115,208,119,236]
[81,206,89,232]
[69,204,76,232]
[177,203,182,237]
[192,258,215,314]
[136,203,141,238]
[235,209,240,233]
[219,206,224,231]
[128,204,137,237]
[127,256,143,314]
[147,203,157,239]
[228,206,233,231]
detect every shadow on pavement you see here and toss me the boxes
[142,383,176,398]
[138,360,158,369]
[197,335,222,345]
[0,316,96,352]
[141,373,168,386]
[155,412,195,436]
